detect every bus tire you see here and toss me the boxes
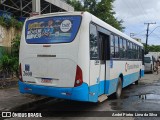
[115,77,122,99]
[135,80,139,85]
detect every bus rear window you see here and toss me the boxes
[25,16,82,44]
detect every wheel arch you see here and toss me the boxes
[119,73,123,85]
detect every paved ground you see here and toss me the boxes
[1,72,160,120]
[0,86,47,111]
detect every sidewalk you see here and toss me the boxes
[0,86,47,111]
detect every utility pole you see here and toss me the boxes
[32,0,41,15]
[144,22,156,53]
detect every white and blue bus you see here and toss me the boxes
[19,12,144,102]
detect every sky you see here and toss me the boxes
[113,0,160,45]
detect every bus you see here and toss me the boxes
[19,12,144,103]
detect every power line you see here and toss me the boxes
[133,30,146,36]
[150,32,160,39]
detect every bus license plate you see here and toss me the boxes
[41,79,52,83]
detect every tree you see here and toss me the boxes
[65,0,84,11]
[96,0,124,31]
[66,0,124,31]
[143,43,160,52]
[0,35,20,78]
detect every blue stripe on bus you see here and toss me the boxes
[123,72,139,88]
[19,71,142,102]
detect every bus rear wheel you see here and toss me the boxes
[135,80,139,85]
[115,77,122,99]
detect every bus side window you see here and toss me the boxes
[99,32,110,63]
[133,43,136,59]
[123,39,127,59]
[115,36,119,58]
[139,47,142,60]
[127,41,129,59]
[129,42,133,59]
[136,45,138,60]
[90,23,99,60]
[119,37,123,59]
[110,35,115,58]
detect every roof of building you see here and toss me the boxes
[0,0,74,17]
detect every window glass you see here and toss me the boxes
[139,47,142,59]
[90,24,98,60]
[111,47,114,58]
[132,44,136,59]
[144,57,151,63]
[135,45,138,59]
[119,38,123,48]
[123,39,127,58]
[127,42,131,59]
[119,38,123,58]
[111,35,115,47]
[110,35,115,58]
[25,16,82,44]
[114,36,119,58]
[115,36,119,47]
[115,47,119,58]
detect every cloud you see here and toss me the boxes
[113,0,160,45]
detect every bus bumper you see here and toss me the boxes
[18,81,89,102]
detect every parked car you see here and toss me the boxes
[144,54,155,73]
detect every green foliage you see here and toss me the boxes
[143,43,160,52]
[15,21,23,30]
[11,35,20,57]
[0,16,23,30]
[0,35,20,78]
[66,0,84,11]
[0,17,7,27]
[66,0,124,31]
[11,35,20,77]
[148,45,160,52]
[0,53,13,78]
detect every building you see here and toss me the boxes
[0,0,74,18]
[0,0,74,56]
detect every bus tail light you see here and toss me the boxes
[19,63,23,82]
[74,65,83,87]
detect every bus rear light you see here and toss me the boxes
[19,63,23,82]
[74,65,83,87]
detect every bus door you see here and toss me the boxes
[89,23,101,102]
[98,32,110,95]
